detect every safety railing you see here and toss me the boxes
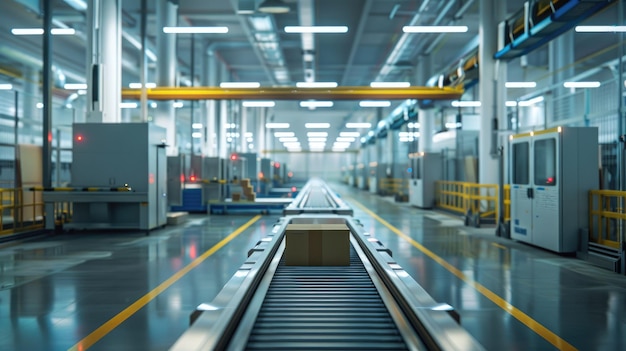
[588,189,624,250]
[0,188,45,236]
[378,178,408,196]
[435,181,506,227]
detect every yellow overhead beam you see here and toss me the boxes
[121,86,464,101]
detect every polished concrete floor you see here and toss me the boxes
[1,182,626,350]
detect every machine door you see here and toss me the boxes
[510,138,533,243]
[531,135,560,250]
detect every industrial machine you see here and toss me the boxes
[409,152,442,208]
[45,123,168,231]
[171,180,485,351]
[509,126,598,252]
[167,155,184,207]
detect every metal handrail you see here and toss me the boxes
[588,189,625,250]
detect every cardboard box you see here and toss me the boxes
[285,223,350,266]
[246,193,256,202]
[240,178,250,188]
[232,193,241,201]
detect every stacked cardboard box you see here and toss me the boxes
[241,178,255,201]
[285,223,350,266]
[232,193,241,201]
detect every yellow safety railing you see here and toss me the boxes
[435,181,506,226]
[378,178,408,196]
[589,190,625,249]
[0,188,45,235]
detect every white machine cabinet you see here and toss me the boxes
[509,126,598,253]
[409,152,442,209]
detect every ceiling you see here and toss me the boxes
[0,0,622,152]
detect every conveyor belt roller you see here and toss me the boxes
[245,248,407,350]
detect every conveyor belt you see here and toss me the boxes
[172,214,484,351]
[284,179,353,215]
[245,247,408,350]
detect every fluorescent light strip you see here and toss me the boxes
[274,132,295,137]
[518,96,544,106]
[451,100,481,107]
[129,82,157,89]
[163,26,229,34]
[403,25,468,33]
[369,82,410,88]
[506,101,518,107]
[336,137,355,142]
[309,142,326,148]
[345,123,370,129]
[300,101,333,108]
[308,137,327,142]
[242,101,275,107]
[307,132,328,137]
[11,28,77,35]
[563,81,601,88]
[220,82,260,88]
[333,142,351,148]
[64,83,87,90]
[192,132,202,138]
[340,132,361,137]
[120,102,138,109]
[283,142,301,148]
[505,82,537,88]
[173,101,184,108]
[51,28,75,35]
[266,123,290,128]
[192,123,203,129]
[359,100,391,107]
[0,84,13,90]
[305,123,330,129]
[285,26,348,33]
[296,82,338,88]
[279,137,298,142]
[575,25,626,33]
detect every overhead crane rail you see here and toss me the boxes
[121,85,464,101]
[170,180,484,351]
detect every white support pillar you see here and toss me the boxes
[257,107,266,158]
[218,63,229,159]
[240,102,248,152]
[155,0,177,155]
[417,55,434,153]
[478,0,506,185]
[549,31,575,123]
[205,49,219,157]
[86,0,121,123]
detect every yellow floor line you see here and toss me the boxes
[68,214,262,351]
[492,243,508,250]
[352,200,577,351]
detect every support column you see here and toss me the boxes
[155,0,177,155]
[549,31,575,123]
[478,0,506,185]
[218,63,229,159]
[257,108,266,158]
[86,0,121,123]
[22,65,39,143]
[416,55,434,153]
[375,108,383,164]
[240,102,248,152]
[205,49,219,157]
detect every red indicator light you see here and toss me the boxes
[288,171,293,177]
[258,172,264,179]
[149,173,155,184]
[274,162,280,168]
[230,153,238,161]
[180,174,185,183]
[48,132,53,143]
[190,175,196,182]
[547,177,554,184]
[76,135,83,142]
[291,186,296,192]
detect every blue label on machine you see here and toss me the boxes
[536,187,545,191]
[514,226,527,235]
[514,219,519,225]
[513,185,519,189]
